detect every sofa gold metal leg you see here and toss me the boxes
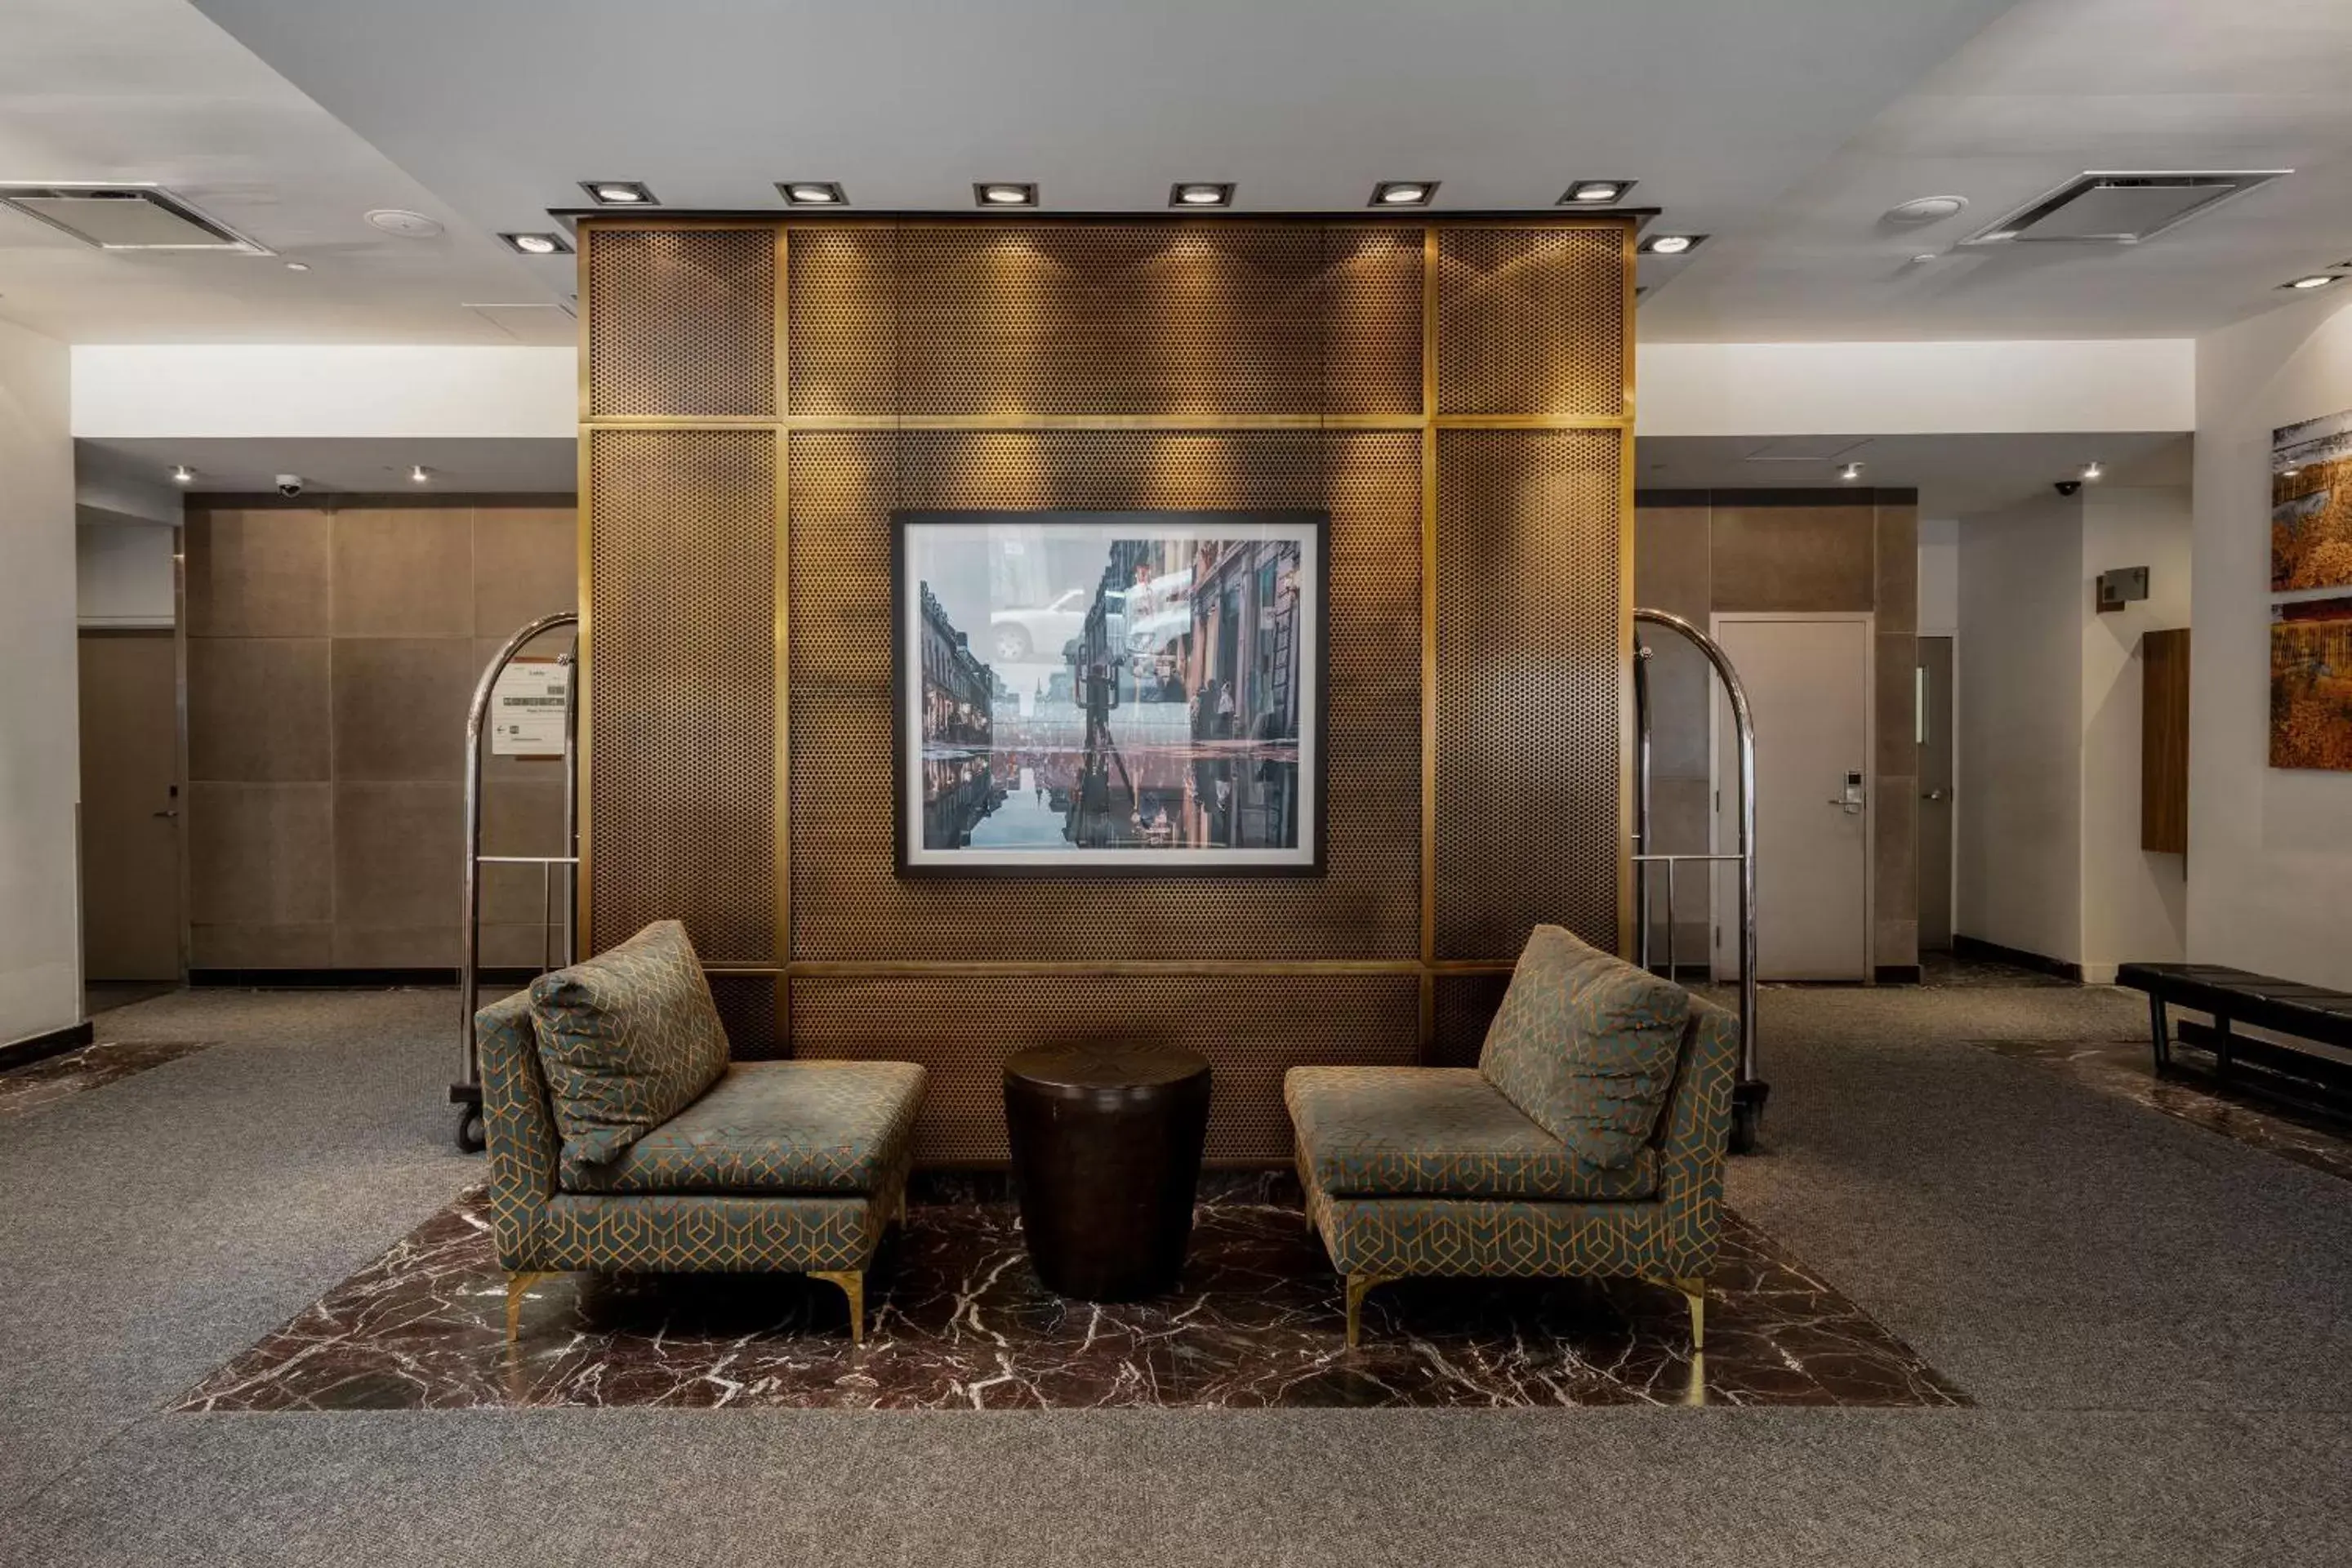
[1667,1275,1706,1351]
[1344,1273,1394,1350]
[810,1269,866,1347]
[504,1271,550,1343]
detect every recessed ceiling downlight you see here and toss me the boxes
[1639,234,1706,256]
[501,231,572,256]
[1561,180,1636,205]
[974,183,1038,207]
[778,182,847,207]
[2285,274,2339,291]
[1170,183,1235,207]
[1371,181,1437,207]
[578,181,656,207]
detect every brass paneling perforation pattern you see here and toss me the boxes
[790,430,1422,960]
[587,228,777,418]
[791,973,1421,1165]
[1436,226,1625,419]
[1435,428,1624,958]
[586,428,777,959]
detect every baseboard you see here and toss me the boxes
[1874,964,1924,986]
[1951,935,2083,983]
[0,1018,95,1073]
[191,967,545,990]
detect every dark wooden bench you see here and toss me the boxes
[2117,962,2352,1116]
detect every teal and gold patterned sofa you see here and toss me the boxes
[1285,925,1738,1348]
[478,920,926,1345]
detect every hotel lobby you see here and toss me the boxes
[5,1,2352,1563]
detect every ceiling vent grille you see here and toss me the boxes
[0,184,265,252]
[1960,170,2288,247]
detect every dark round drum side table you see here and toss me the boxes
[1002,1043,1213,1303]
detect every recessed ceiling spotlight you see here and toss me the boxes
[1560,180,1636,205]
[1886,194,1969,224]
[501,231,572,256]
[1639,233,1707,256]
[1170,182,1235,208]
[2283,466,2304,478]
[170,465,194,484]
[2284,274,2339,291]
[365,208,444,238]
[408,464,432,484]
[283,261,310,271]
[1839,462,1864,482]
[777,181,848,207]
[579,180,656,207]
[2081,461,2104,481]
[1371,181,1437,207]
[974,182,1038,207]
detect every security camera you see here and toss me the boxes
[2053,479,2082,497]
[274,474,305,497]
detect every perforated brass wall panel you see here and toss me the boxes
[1434,429,1624,958]
[791,973,1420,1165]
[790,430,1421,960]
[585,427,776,960]
[586,229,776,418]
[1431,970,1514,1069]
[1436,227,1625,419]
[707,971,782,1061]
[785,224,1421,417]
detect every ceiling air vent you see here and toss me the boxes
[0,184,265,252]
[1959,170,2288,247]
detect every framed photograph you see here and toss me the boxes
[893,509,1327,876]
[2272,408,2352,592]
[2270,596,2352,772]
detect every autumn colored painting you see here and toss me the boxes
[2271,408,2352,592]
[2270,597,2352,772]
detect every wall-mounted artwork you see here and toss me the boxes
[894,510,1325,875]
[2270,596,2352,772]
[2271,408,2352,591]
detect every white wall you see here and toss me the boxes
[72,345,576,439]
[2189,292,2352,988]
[1958,494,2086,964]
[2079,485,2191,982]
[0,320,82,1047]
[76,521,177,629]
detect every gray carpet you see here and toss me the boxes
[0,981,2346,1566]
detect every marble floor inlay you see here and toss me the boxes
[180,1187,1967,1412]
[1980,1036,2352,1185]
[0,1038,209,1120]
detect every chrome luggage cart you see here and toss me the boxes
[451,611,581,1153]
[1631,607,1767,1154]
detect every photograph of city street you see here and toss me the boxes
[895,510,1324,872]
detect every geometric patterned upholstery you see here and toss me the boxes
[477,989,923,1276]
[1294,990,1740,1284]
[1284,1066,1656,1201]
[564,1060,926,1196]
[1477,924,1690,1169]
[528,920,732,1185]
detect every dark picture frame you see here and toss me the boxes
[893,509,1330,878]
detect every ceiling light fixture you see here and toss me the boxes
[1170,182,1235,208]
[1886,195,1969,224]
[2283,466,2303,479]
[2285,274,2339,291]
[170,465,194,484]
[501,231,572,256]
[1560,180,1635,205]
[974,182,1038,207]
[408,465,432,484]
[1371,181,1437,207]
[778,181,848,207]
[1639,234,1707,256]
[364,209,443,238]
[2082,461,2105,481]
[1839,462,1864,482]
[283,261,310,271]
[580,180,656,207]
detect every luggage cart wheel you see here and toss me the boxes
[455,1103,486,1154]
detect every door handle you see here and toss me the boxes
[1922,788,1950,803]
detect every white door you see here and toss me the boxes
[1712,615,1872,982]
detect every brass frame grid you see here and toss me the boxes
[575,216,1633,1112]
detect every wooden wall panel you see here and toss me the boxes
[581,216,1632,1164]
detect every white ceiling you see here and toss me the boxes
[0,0,572,344]
[1638,431,2192,515]
[78,435,577,494]
[5,0,2346,348]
